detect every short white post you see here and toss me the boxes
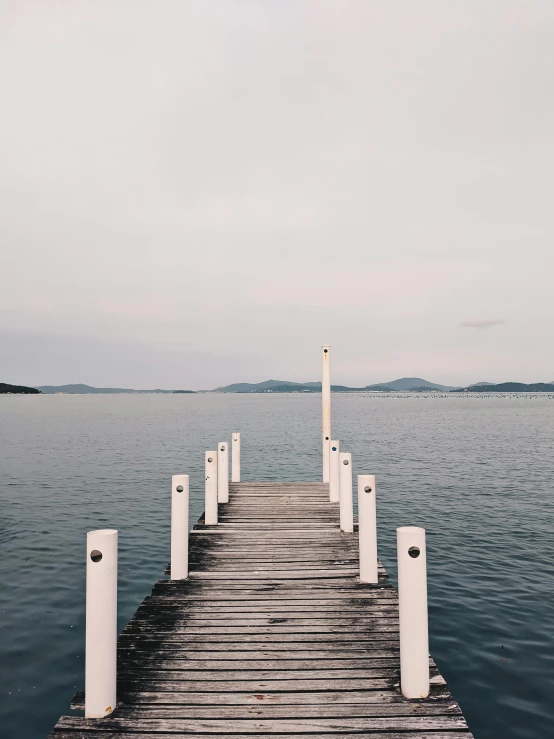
[397,526,429,699]
[329,440,340,502]
[217,442,229,503]
[322,344,331,482]
[171,474,189,580]
[339,452,353,532]
[358,475,378,583]
[205,451,218,525]
[85,529,117,718]
[231,432,241,482]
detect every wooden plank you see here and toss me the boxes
[99,702,462,719]
[71,685,451,709]
[116,668,403,680]
[56,715,469,732]
[117,657,405,670]
[112,677,400,691]
[118,642,401,653]
[120,633,400,644]
[117,650,409,661]
[51,732,474,739]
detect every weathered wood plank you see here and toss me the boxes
[112,677,401,692]
[71,685,451,709]
[102,702,462,719]
[51,732,474,739]
[56,715,468,732]
[117,650,411,661]
[116,657,408,670]
[120,633,400,644]
[116,667,404,680]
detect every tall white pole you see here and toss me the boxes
[171,474,189,580]
[205,451,218,525]
[231,432,241,482]
[338,452,353,532]
[85,529,117,718]
[329,440,340,503]
[322,345,331,482]
[358,475,378,583]
[217,442,229,503]
[397,526,429,699]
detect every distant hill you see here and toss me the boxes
[380,377,458,391]
[214,380,325,393]
[452,382,554,393]
[213,380,308,393]
[0,382,41,394]
[37,384,194,394]
[214,378,454,393]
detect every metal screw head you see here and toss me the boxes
[90,550,102,563]
[324,348,328,353]
[207,457,213,463]
[343,459,349,465]
[176,485,184,493]
[325,436,329,441]
[364,485,372,493]
[408,546,420,559]
[220,446,225,451]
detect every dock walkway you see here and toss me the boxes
[50,481,472,738]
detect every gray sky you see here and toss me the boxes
[1,1,553,389]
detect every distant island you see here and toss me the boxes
[452,382,554,393]
[36,384,195,394]
[0,383,41,394]
[212,377,459,393]
[3,378,553,396]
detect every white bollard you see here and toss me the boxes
[329,440,340,502]
[397,526,429,699]
[217,442,229,503]
[322,344,331,483]
[358,475,378,583]
[85,529,117,718]
[338,452,353,532]
[204,451,218,525]
[171,474,189,580]
[231,432,241,482]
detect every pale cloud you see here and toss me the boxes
[460,320,506,329]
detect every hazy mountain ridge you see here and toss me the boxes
[0,383,41,394]
[453,382,554,393]
[213,377,459,392]
[36,384,194,394]
[9,378,553,395]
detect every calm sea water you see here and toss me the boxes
[1,393,553,739]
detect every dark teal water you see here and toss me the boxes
[1,393,553,738]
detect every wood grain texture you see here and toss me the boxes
[48,481,472,738]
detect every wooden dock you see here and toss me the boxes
[49,481,473,738]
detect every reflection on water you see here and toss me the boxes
[1,392,553,738]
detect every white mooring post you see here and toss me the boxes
[218,442,229,503]
[85,529,117,718]
[322,344,331,483]
[231,432,241,482]
[171,474,189,580]
[205,451,218,525]
[329,440,340,503]
[338,452,353,532]
[397,526,430,699]
[358,475,378,583]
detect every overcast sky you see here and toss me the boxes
[1,1,553,389]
